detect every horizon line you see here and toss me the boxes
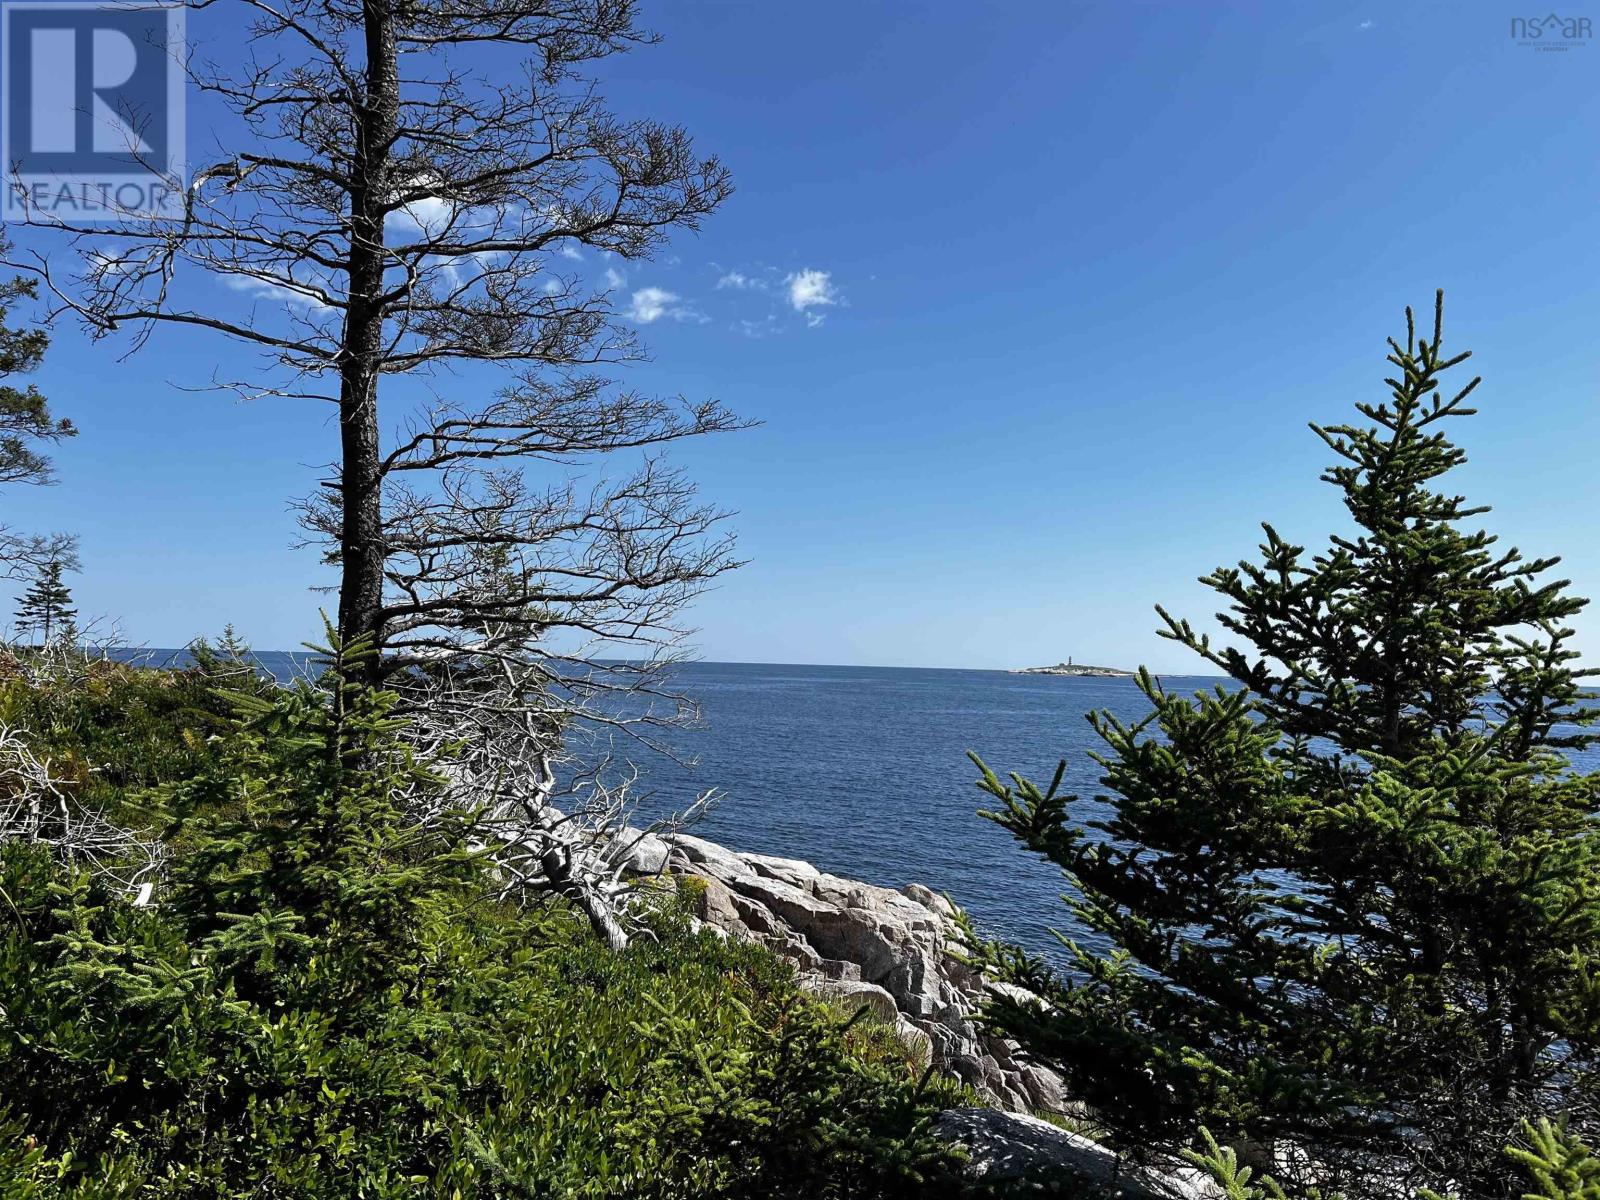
[110,646,1227,678]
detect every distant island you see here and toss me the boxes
[1010,658,1133,678]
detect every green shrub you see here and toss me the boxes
[0,637,969,1198]
[0,636,274,826]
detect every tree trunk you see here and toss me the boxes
[539,844,630,950]
[573,887,631,953]
[336,0,398,685]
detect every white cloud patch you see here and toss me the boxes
[707,264,846,332]
[386,176,525,245]
[629,286,677,323]
[785,268,838,316]
[222,271,330,312]
[386,175,459,237]
[733,314,779,339]
[89,247,130,277]
[605,266,627,290]
[559,243,584,261]
[627,286,702,324]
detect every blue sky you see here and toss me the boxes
[9,1,1600,671]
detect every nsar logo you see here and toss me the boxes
[1510,12,1593,49]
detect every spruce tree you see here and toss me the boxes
[0,244,72,489]
[14,558,76,645]
[965,294,1600,1199]
[0,235,75,577]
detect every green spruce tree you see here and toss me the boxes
[964,294,1600,1200]
[0,245,72,488]
[0,235,76,578]
[14,557,77,645]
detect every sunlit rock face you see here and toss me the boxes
[620,828,1068,1115]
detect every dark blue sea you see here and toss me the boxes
[624,662,1214,962]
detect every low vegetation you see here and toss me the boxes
[0,636,971,1199]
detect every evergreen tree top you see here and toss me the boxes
[1159,291,1597,762]
[966,295,1600,1199]
[14,556,76,643]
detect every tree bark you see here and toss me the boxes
[336,0,398,684]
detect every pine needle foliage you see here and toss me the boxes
[0,244,73,490]
[1508,1118,1600,1200]
[963,295,1600,1199]
[0,626,971,1198]
[13,559,76,645]
[1185,1117,1600,1200]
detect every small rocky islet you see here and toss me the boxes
[1009,659,1132,678]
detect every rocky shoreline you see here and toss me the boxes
[619,828,1214,1197]
[645,830,1065,1112]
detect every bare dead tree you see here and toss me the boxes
[6,0,736,676]
[0,636,164,899]
[5,1,742,931]
[0,531,79,586]
[294,382,745,700]
[400,657,713,949]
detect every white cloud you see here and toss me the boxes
[785,268,838,315]
[385,175,517,242]
[386,195,452,236]
[1357,19,1373,29]
[89,247,129,277]
[605,266,627,289]
[629,286,677,322]
[702,263,848,333]
[627,286,702,324]
[734,315,779,339]
[222,271,330,312]
[560,243,584,261]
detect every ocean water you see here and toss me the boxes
[615,661,1224,962]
